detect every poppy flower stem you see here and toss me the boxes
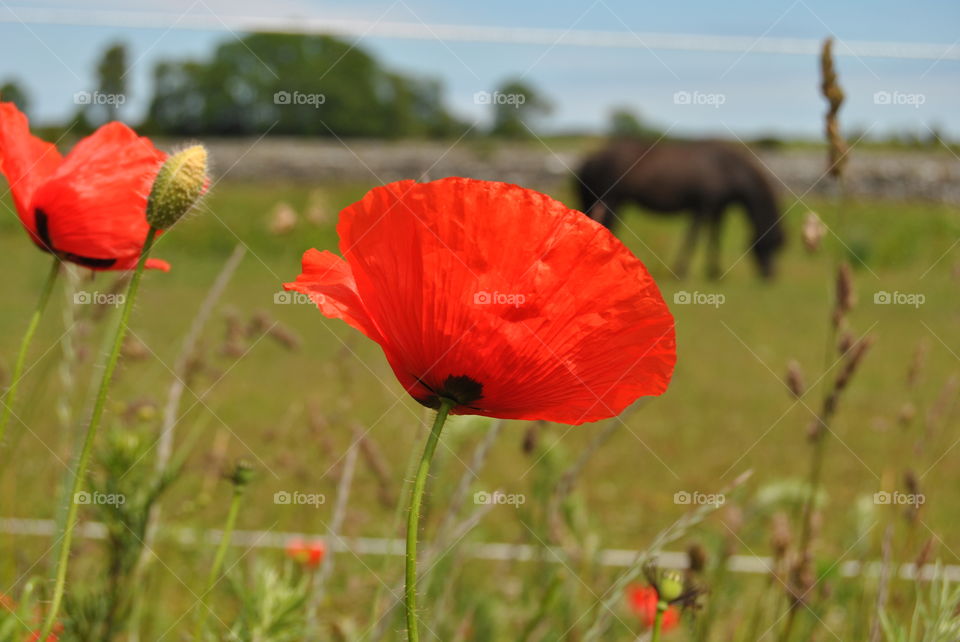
[193,466,249,641]
[405,398,455,642]
[651,601,668,642]
[0,256,59,450]
[40,228,158,639]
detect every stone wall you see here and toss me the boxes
[189,138,960,204]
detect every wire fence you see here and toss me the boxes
[3,517,957,581]
[2,7,959,61]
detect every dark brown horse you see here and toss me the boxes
[575,139,784,279]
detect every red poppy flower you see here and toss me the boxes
[0,102,169,271]
[627,585,679,630]
[285,537,326,568]
[285,177,675,424]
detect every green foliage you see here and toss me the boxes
[0,578,47,640]
[489,78,552,138]
[607,107,656,138]
[144,33,466,138]
[0,79,29,115]
[227,562,310,642]
[58,414,188,639]
[881,567,960,642]
[753,478,829,515]
[94,42,127,124]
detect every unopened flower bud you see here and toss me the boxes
[146,145,208,230]
[658,570,684,602]
[227,459,255,490]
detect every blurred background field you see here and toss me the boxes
[1,177,958,599]
[0,175,956,525]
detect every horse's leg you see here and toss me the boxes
[588,202,607,223]
[588,198,620,232]
[706,208,726,280]
[673,214,701,279]
[602,201,622,230]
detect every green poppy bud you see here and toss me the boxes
[659,570,684,602]
[228,460,255,490]
[146,145,208,230]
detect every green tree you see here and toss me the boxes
[144,33,464,138]
[95,42,128,124]
[489,79,552,139]
[608,107,646,137]
[0,79,30,115]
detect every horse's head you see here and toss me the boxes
[752,220,785,279]
[740,167,785,279]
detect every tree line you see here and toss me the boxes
[1,33,586,140]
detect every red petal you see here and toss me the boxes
[293,178,675,425]
[662,606,680,630]
[30,122,166,268]
[284,248,384,343]
[145,258,171,272]
[0,102,62,237]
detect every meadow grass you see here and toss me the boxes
[0,181,957,637]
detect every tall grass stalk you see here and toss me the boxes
[40,228,158,639]
[0,257,59,450]
[194,462,251,640]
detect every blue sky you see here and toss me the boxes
[0,0,957,138]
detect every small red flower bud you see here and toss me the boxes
[626,585,679,630]
[285,537,326,568]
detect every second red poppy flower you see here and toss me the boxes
[0,102,169,271]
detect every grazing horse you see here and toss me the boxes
[575,139,785,279]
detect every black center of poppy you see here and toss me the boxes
[417,374,483,410]
[34,208,118,269]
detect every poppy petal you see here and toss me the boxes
[0,102,62,237]
[293,178,675,425]
[284,248,383,342]
[145,258,171,272]
[30,122,166,268]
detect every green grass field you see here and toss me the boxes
[0,180,958,638]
